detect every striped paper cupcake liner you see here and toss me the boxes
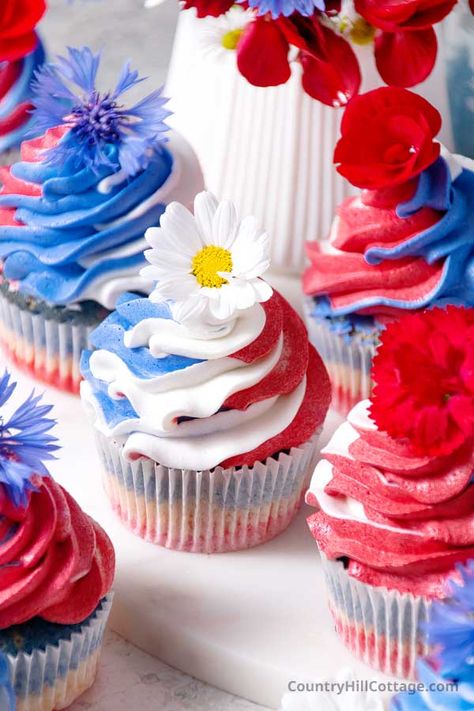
[0,291,100,394]
[96,431,322,554]
[320,555,432,679]
[6,595,113,711]
[304,298,378,415]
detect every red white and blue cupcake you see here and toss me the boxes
[307,307,474,678]
[81,191,331,553]
[0,46,203,393]
[303,86,474,414]
[0,370,115,710]
[0,0,46,165]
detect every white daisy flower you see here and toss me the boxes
[142,191,272,334]
[199,6,253,59]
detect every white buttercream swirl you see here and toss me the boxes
[306,401,422,538]
[82,299,307,469]
[68,132,204,309]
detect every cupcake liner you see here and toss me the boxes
[6,595,113,711]
[320,556,431,679]
[0,291,100,394]
[96,430,322,553]
[303,299,378,415]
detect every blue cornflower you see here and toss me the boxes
[0,652,14,711]
[391,561,474,710]
[30,46,171,177]
[391,659,473,710]
[426,562,474,678]
[241,0,325,19]
[0,371,59,509]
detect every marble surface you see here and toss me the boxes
[69,631,269,711]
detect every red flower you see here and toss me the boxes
[334,87,441,189]
[0,0,46,62]
[370,307,474,457]
[182,0,233,17]
[237,13,361,107]
[355,0,457,87]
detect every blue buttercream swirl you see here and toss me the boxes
[312,155,474,318]
[0,139,174,307]
[81,292,203,429]
[0,36,45,154]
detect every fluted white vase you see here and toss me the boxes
[166,10,453,274]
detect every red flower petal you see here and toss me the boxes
[375,28,438,88]
[277,16,360,106]
[182,0,233,17]
[470,0,474,14]
[237,17,291,88]
[355,0,457,31]
[299,24,361,107]
[0,0,45,61]
[335,87,441,189]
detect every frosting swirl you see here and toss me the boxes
[303,155,474,318]
[0,37,45,154]
[0,127,203,308]
[81,289,331,470]
[306,400,474,598]
[0,476,115,628]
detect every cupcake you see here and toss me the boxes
[0,370,115,710]
[81,190,331,553]
[0,46,204,393]
[306,307,474,678]
[392,562,474,710]
[303,86,474,414]
[0,1,46,165]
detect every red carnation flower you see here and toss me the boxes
[370,307,474,458]
[0,0,46,62]
[355,0,457,87]
[334,87,441,190]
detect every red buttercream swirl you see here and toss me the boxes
[0,477,115,628]
[308,406,474,597]
[303,187,444,318]
[222,290,332,468]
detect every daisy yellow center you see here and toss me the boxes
[192,245,233,288]
[348,17,375,46]
[221,29,243,51]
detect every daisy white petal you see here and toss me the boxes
[144,190,272,333]
[172,295,207,324]
[160,202,203,255]
[199,7,253,60]
[212,199,239,249]
[144,226,162,249]
[194,191,219,242]
[250,278,273,303]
